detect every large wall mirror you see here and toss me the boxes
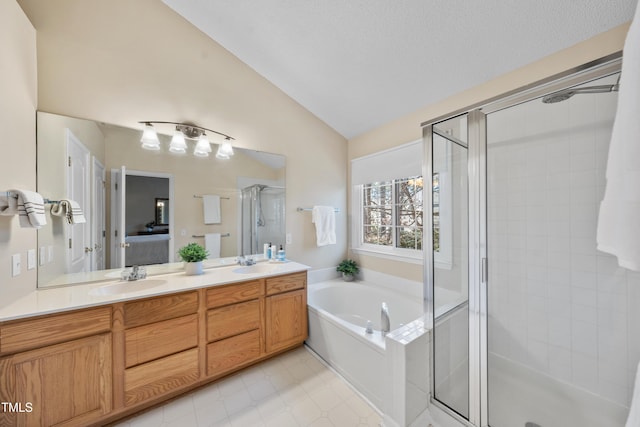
[37,112,286,288]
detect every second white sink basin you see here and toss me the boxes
[232,263,282,275]
[89,279,167,296]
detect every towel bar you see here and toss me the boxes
[297,207,339,212]
[193,195,230,200]
[192,233,230,238]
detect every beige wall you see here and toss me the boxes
[0,0,37,300]
[18,0,349,273]
[348,23,630,281]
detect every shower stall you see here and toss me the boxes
[240,184,285,256]
[424,59,639,427]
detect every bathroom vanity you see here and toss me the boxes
[0,263,308,426]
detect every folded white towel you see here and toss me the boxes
[312,206,336,247]
[203,195,221,224]
[597,3,640,271]
[627,361,640,427]
[204,233,221,258]
[0,190,46,229]
[51,199,86,224]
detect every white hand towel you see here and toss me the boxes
[204,233,221,258]
[627,361,640,427]
[312,206,336,247]
[0,190,46,229]
[203,195,221,224]
[50,200,86,224]
[597,3,640,271]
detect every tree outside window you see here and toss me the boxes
[362,176,423,251]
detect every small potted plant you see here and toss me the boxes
[178,243,209,275]
[337,259,359,281]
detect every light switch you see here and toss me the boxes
[11,253,21,277]
[39,246,46,266]
[286,233,292,245]
[48,246,54,262]
[27,249,36,270]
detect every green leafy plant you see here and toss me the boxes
[336,259,359,276]
[178,243,209,263]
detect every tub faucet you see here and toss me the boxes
[381,302,390,336]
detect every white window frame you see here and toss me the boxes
[351,179,424,264]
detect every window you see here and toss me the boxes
[362,177,423,250]
[351,140,424,261]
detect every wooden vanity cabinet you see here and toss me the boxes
[0,307,112,427]
[265,272,308,354]
[120,291,199,406]
[0,270,308,426]
[205,280,263,377]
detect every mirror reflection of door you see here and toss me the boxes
[66,129,91,274]
[92,158,106,271]
[110,170,173,268]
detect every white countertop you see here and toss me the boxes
[0,261,310,322]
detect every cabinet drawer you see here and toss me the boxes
[0,307,111,355]
[124,291,198,328]
[206,280,263,309]
[125,314,198,368]
[124,348,199,406]
[207,300,260,342]
[207,329,261,377]
[265,272,306,296]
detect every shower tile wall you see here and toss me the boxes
[487,84,640,408]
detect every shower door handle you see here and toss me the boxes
[481,257,488,284]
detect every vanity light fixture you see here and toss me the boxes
[216,138,234,159]
[140,123,161,150]
[139,121,235,159]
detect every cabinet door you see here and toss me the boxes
[265,289,307,354]
[0,333,112,427]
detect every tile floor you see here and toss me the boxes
[114,345,383,427]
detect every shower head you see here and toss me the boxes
[542,84,619,104]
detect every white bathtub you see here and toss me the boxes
[306,279,423,410]
[306,278,467,412]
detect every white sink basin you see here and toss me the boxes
[89,279,167,296]
[232,263,282,275]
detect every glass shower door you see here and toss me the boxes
[430,114,470,420]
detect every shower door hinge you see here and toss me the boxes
[481,257,488,284]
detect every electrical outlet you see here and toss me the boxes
[27,249,36,270]
[11,253,21,277]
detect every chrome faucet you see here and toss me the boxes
[381,302,390,336]
[236,256,256,266]
[121,265,147,281]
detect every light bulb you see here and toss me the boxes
[140,123,160,150]
[193,133,211,157]
[169,129,187,154]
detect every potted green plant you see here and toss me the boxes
[178,242,209,275]
[337,259,359,281]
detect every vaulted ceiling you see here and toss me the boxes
[162,0,636,139]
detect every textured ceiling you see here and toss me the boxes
[162,0,636,139]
